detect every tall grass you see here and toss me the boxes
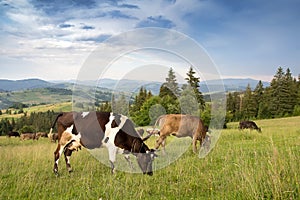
[0,116,299,199]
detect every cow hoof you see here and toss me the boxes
[68,169,73,173]
[53,170,59,177]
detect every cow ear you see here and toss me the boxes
[142,133,152,141]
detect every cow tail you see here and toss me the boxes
[49,113,63,135]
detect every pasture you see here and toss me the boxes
[0,116,299,199]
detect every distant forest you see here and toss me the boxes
[0,66,299,136]
[226,67,300,121]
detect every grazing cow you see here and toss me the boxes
[7,131,20,137]
[20,133,39,140]
[49,132,59,143]
[239,121,261,132]
[151,114,207,154]
[50,112,156,176]
[36,132,48,138]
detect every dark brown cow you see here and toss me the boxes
[7,131,20,137]
[50,112,156,176]
[151,114,207,154]
[239,121,261,132]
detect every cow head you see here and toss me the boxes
[136,149,157,176]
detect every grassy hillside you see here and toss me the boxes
[0,102,72,120]
[0,116,299,199]
[0,88,73,109]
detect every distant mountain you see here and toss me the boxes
[201,78,270,93]
[0,78,53,91]
[0,78,270,94]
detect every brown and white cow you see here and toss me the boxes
[150,114,207,154]
[239,120,261,132]
[50,112,156,176]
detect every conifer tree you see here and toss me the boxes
[253,80,264,117]
[241,84,256,119]
[159,67,180,99]
[185,66,205,110]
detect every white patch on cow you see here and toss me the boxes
[74,132,81,140]
[65,125,73,134]
[102,113,128,165]
[118,114,128,130]
[81,112,89,118]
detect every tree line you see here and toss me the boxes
[0,110,58,136]
[226,67,300,121]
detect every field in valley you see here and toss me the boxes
[0,116,299,199]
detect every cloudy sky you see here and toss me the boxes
[1,0,299,82]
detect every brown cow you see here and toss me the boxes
[20,133,39,140]
[151,114,207,154]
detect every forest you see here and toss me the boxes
[0,66,299,136]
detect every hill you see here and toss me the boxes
[0,78,53,91]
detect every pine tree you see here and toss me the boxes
[253,80,264,118]
[241,84,256,119]
[269,67,297,117]
[185,66,205,110]
[269,67,285,117]
[159,68,180,99]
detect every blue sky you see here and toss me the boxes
[0,0,299,82]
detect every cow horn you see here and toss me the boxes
[142,133,152,141]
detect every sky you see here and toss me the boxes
[1,0,300,82]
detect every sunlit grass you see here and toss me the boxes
[0,116,299,199]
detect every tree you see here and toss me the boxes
[98,101,112,112]
[253,80,264,118]
[179,85,199,115]
[159,67,180,99]
[185,66,205,110]
[132,96,162,126]
[113,93,128,115]
[269,67,296,117]
[241,84,257,119]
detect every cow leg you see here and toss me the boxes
[53,144,62,176]
[107,144,117,174]
[192,134,198,153]
[124,153,135,171]
[155,135,166,151]
[64,148,73,173]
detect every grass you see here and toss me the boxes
[0,102,72,120]
[0,116,299,199]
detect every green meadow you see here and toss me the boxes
[0,116,299,199]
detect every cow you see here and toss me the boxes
[49,132,59,143]
[7,131,20,137]
[20,133,39,140]
[239,121,261,132]
[150,114,207,154]
[50,111,156,176]
[36,132,48,138]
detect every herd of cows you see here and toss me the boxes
[6,112,262,176]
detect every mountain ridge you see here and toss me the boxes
[0,78,270,93]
